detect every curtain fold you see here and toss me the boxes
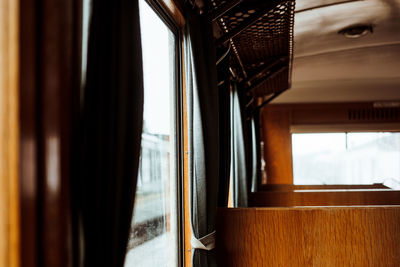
[217,46,231,207]
[230,83,249,207]
[250,111,261,192]
[184,7,220,267]
[73,0,144,266]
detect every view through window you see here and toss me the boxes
[292,132,400,185]
[124,0,178,266]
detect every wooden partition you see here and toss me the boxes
[259,184,389,191]
[249,189,400,207]
[217,207,400,266]
[261,106,293,184]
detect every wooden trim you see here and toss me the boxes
[259,184,389,191]
[291,123,400,133]
[249,189,400,207]
[158,0,185,29]
[181,37,192,267]
[268,102,400,126]
[0,0,20,265]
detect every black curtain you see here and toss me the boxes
[185,6,220,267]
[72,0,143,266]
[230,83,250,207]
[250,110,261,192]
[217,46,231,207]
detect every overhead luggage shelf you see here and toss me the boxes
[210,0,295,100]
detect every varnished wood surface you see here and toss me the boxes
[259,183,389,191]
[266,103,400,133]
[158,0,185,29]
[249,189,400,207]
[288,103,400,125]
[0,0,20,266]
[261,106,293,184]
[182,41,192,267]
[217,207,400,266]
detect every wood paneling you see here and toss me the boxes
[261,106,293,184]
[260,102,400,184]
[259,183,389,191]
[0,0,20,265]
[249,189,400,207]
[217,207,400,266]
[289,103,400,125]
[266,103,400,132]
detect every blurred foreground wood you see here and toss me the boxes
[0,0,20,266]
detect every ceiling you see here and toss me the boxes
[273,0,400,103]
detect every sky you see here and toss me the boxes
[139,0,173,135]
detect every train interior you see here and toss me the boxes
[1,0,400,266]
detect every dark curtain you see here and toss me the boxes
[230,83,250,207]
[217,46,231,207]
[250,111,261,192]
[184,7,219,267]
[72,0,143,266]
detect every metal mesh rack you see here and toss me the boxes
[210,0,295,101]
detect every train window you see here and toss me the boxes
[292,132,400,185]
[124,0,179,266]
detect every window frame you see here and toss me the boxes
[291,131,400,185]
[139,0,185,266]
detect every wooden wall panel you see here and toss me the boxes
[266,102,400,132]
[249,190,400,207]
[217,207,400,266]
[259,184,389,191]
[288,103,400,125]
[0,0,20,265]
[260,103,400,184]
[261,106,293,184]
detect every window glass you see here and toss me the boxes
[292,132,400,185]
[124,0,178,266]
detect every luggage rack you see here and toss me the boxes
[209,0,295,107]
